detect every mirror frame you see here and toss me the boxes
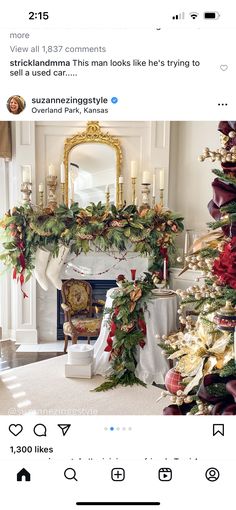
[63,121,123,206]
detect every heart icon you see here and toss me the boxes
[220,65,228,71]
[9,424,23,436]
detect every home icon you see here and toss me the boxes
[17,468,31,482]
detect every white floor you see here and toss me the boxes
[16,340,96,352]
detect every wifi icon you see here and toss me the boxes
[190,12,199,19]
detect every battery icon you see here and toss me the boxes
[204,12,220,19]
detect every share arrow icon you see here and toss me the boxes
[57,424,71,436]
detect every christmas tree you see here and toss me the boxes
[160,121,236,415]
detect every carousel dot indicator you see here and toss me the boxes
[110,426,114,431]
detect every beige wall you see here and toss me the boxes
[168,121,219,231]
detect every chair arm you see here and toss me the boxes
[61,303,71,313]
[61,302,73,323]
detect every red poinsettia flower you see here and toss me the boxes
[212,237,236,289]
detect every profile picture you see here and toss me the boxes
[7,95,26,115]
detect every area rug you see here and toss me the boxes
[0,355,167,415]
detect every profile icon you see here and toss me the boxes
[7,95,25,115]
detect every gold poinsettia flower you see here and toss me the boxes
[168,322,233,394]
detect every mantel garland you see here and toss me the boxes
[0,201,184,287]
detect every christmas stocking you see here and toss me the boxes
[46,245,69,290]
[34,247,51,291]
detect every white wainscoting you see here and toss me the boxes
[169,267,204,291]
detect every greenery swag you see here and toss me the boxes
[0,202,184,286]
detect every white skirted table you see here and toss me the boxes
[93,288,178,384]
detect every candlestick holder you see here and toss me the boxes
[141,183,151,209]
[160,188,164,207]
[39,190,44,208]
[105,189,110,210]
[131,177,137,205]
[152,196,155,208]
[47,175,58,210]
[61,182,65,204]
[118,182,124,209]
[21,181,32,205]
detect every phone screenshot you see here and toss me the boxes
[0,1,235,508]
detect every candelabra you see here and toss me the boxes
[61,182,65,204]
[21,181,32,205]
[160,188,164,207]
[47,175,58,210]
[105,189,110,210]
[141,183,151,208]
[131,177,137,205]
[118,182,124,208]
[39,189,44,208]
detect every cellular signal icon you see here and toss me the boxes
[172,12,185,20]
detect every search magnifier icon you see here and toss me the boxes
[64,468,78,481]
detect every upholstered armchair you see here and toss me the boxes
[61,279,103,353]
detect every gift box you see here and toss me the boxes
[65,344,94,378]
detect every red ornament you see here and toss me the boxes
[116,274,125,282]
[165,368,184,394]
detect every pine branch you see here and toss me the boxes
[212,168,236,187]
[220,360,236,378]
[93,373,146,392]
[220,201,236,214]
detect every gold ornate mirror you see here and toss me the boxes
[64,122,122,207]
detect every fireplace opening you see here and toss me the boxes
[57,279,117,340]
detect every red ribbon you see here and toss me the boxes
[104,334,113,352]
[19,253,26,270]
[104,319,117,352]
[138,315,146,348]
